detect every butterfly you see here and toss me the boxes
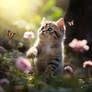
[68,20,74,26]
[8,30,16,39]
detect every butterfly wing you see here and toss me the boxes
[8,30,16,39]
[68,20,74,26]
[8,30,11,37]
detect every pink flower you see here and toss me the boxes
[83,60,92,68]
[15,57,32,74]
[0,86,4,92]
[69,38,89,52]
[24,32,34,39]
[64,66,73,72]
[0,78,10,84]
[0,46,5,51]
[0,54,2,58]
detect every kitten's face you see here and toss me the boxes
[38,18,64,42]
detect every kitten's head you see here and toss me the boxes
[38,18,65,43]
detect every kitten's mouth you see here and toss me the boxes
[39,31,46,38]
[41,31,46,35]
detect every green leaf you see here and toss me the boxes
[51,7,64,20]
[42,0,55,12]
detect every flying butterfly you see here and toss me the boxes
[68,20,74,26]
[8,30,16,39]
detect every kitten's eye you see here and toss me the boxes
[41,26,44,30]
[47,27,53,32]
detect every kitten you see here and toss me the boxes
[26,18,65,76]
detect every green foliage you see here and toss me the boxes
[0,49,92,92]
[42,0,55,12]
[41,0,64,20]
[0,0,64,49]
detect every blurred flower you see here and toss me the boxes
[0,54,2,58]
[13,20,27,28]
[64,66,73,73]
[24,32,34,39]
[79,79,85,84]
[69,39,89,52]
[83,60,92,68]
[17,42,24,48]
[25,25,31,30]
[15,57,32,74]
[0,86,4,92]
[0,78,10,84]
[0,46,5,51]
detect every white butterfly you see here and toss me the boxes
[68,20,74,26]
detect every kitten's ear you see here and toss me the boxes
[56,18,64,31]
[41,17,47,25]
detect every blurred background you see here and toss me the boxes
[0,0,69,51]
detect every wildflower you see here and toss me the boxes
[25,25,31,30]
[0,54,1,57]
[0,78,10,84]
[69,38,89,52]
[17,42,24,48]
[0,86,4,92]
[13,20,27,28]
[15,57,32,74]
[24,32,34,39]
[0,46,5,51]
[64,66,73,72]
[83,60,92,68]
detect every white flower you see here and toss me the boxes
[25,25,31,30]
[24,32,34,39]
[13,20,27,28]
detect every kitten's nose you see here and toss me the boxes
[42,30,46,35]
[42,30,45,33]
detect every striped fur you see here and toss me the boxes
[26,18,65,76]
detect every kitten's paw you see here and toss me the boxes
[26,47,38,58]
